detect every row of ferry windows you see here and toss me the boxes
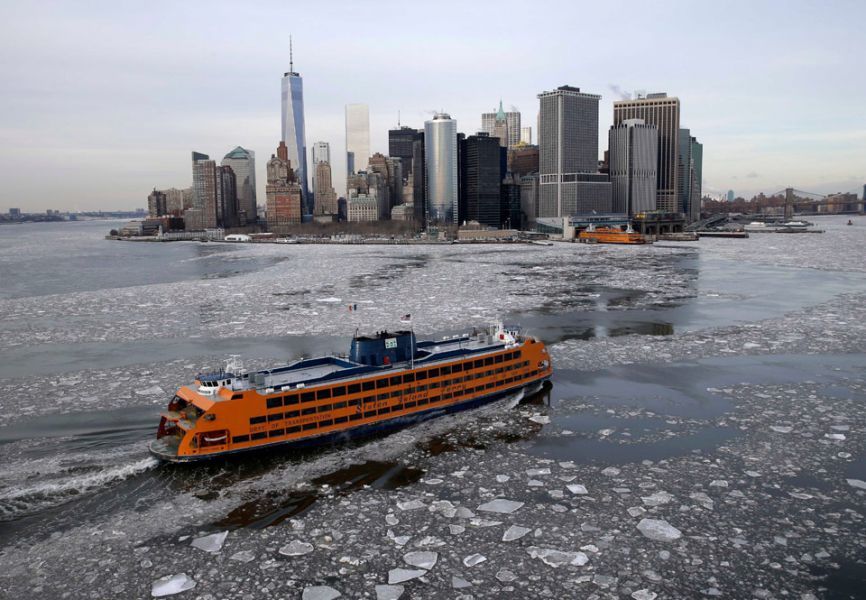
[248,366,541,430]
[264,353,526,410]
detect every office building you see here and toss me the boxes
[266,141,303,229]
[314,161,338,217]
[727,189,735,202]
[345,103,370,176]
[424,113,459,225]
[148,189,167,218]
[216,165,238,227]
[191,151,218,229]
[613,93,681,213]
[509,145,539,178]
[681,133,703,222]
[501,172,522,229]
[520,127,532,145]
[538,85,610,216]
[412,132,426,225]
[461,132,503,227]
[609,119,658,215]
[221,147,256,225]
[481,101,521,148]
[310,141,330,201]
[280,43,309,211]
[388,126,419,178]
[520,173,540,227]
[347,194,379,222]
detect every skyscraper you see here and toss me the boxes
[461,132,502,227]
[677,130,703,222]
[280,41,309,212]
[481,101,521,148]
[221,147,256,225]
[148,189,167,217]
[424,113,459,225]
[520,127,532,145]
[412,132,426,226]
[310,141,330,203]
[314,161,338,217]
[613,93,681,213]
[609,119,658,215]
[537,85,610,217]
[215,165,238,227]
[345,104,370,177]
[388,126,419,177]
[191,151,218,229]
[266,141,303,229]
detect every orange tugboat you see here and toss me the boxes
[578,224,648,245]
[150,323,552,462]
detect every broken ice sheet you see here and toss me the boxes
[151,573,196,597]
[567,484,588,495]
[190,530,227,554]
[636,518,682,542]
[388,568,427,584]
[529,415,550,424]
[452,575,472,589]
[302,586,341,600]
[846,479,866,490]
[502,525,532,542]
[477,499,524,514]
[463,553,487,567]
[375,585,404,600]
[278,540,314,556]
[229,550,255,563]
[397,499,425,511]
[641,491,673,507]
[527,547,589,567]
[403,551,438,570]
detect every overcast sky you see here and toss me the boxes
[1,0,864,211]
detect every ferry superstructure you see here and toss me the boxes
[150,324,552,462]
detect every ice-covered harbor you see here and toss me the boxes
[0,217,865,599]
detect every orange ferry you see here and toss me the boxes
[578,224,648,245]
[150,324,552,462]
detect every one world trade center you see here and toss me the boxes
[280,39,309,214]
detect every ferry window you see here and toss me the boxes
[251,432,267,441]
[302,422,317,431]
[405,401,417,408]
[495,354,504,364]
[268,412,283,422]
[495,367,503,374]
[377,406,391,415]
[349,414,362,421]
[249,416,266,425]
[416,370,427,381]
[444,392,452,400]
[348,383,361,394]
[232,435,250,444]
[430,381,440,389]
[364,410,376,418]
[317,404,332,413]
[286,426,301,434]
[348,398,360,406]
[390,390,401,398]
[441,366,451,375]
[428,368,439,378]
[301,391,315,403]
[474,359,483,368]
[269,429,284,437]
[363,395,375,404]
[515,351,522,359]
[317,388,332,400]
[452,363,462,373]
[362,380,375,391]
[334,416,348,425]
[284,395,299,405]
[418,399,429,406]
[485,382,494,389]
[267,397,283,409]
[417,384,427,392]
[376,378,389,389]
[302,407,316,416]
[390,376,402,386]
[333,386,346,397]
[484,357,494,366]
[333,401,347,409]
[319,419,333,427]
[403,373,415,383]
[430,396,440,403]
[377,393,389,401]
[231,394,243,400]
[285,410,300,419]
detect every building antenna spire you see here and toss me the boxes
[289,35,294,73]
[398,110,401,127]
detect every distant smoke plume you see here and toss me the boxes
[608,84,632,100]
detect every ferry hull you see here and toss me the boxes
[149,378,549,463]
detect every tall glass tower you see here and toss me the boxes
[424,113,458,225]
[281,39,309,213]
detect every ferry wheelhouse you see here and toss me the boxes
[150,324,552,462]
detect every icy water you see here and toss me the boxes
[1,216,865,599]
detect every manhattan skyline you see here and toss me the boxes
[1,0,864,211]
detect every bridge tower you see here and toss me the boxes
[784,187,794,220]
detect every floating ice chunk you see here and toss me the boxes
[454,507,475,519]
[397,499,425,511]
[742,342,761,349]
[580,544,599,553]
[789,492,813,500]
[151,573,196,597]
[388,568,427,584]
[567,484,588,495]
[279,540,314,556]
[709,480,728,488]
[529,415,550,424]
[137,385,164,396]
[415,536,445,547]
[463,553,487,567]
[495,474,510,483]
[502,525,532,542]
[641,491,674,507]
[477,499,524,514]
[598,428,614,436]
[632,589,658,600]
[302,586,341,600]
[528,479,544,487]
[496,569,517,582]
[527,547,589,567]
[559,475,577,482]
[559,461,576,469]
[403,551,438,570]
[452,576,472,589]
[745,470,761,477]
[449,525,465,535]
[770,426,793,434]
[316,297,342,303]
[526,468,551,476]
[627,506,647,518]
[846,479,866,490]
[636,519,682,542]
[190,530,227,554]
[392,535,411,546]
[229,550,255,563]
[385,514,399,526]
[375,585,404,600]
[601,467,621,477]
[825,433,846,441]
[549,489,564,499]
[470,518,502,527]
[689,492,714,510]
[831,425,850,432]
